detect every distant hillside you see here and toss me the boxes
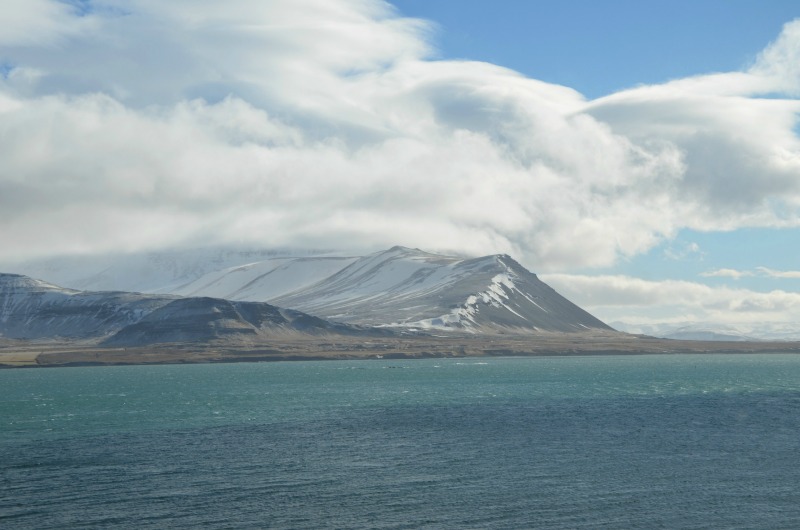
[610,322,778,342]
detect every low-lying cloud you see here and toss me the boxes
[702,267,800,279]
[1,0,799,272]
[542,273,800,330]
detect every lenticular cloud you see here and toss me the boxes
[0,0,798,271]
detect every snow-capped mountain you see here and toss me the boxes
[266,247,611,332]
[3,246,613,334]
[146,246,610,333]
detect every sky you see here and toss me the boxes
[1,0,800,334]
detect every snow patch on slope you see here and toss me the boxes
[396,272,531,331]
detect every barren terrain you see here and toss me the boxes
[3,331,799,368]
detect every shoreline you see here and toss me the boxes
[3,333,800,368]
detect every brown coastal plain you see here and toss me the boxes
[2,331,800,368]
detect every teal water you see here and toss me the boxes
[2,354,800,528]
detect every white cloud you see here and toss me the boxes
[542,273,800,329]
[700,268,753,279]
[700,267,800,280]
[0,1,799,275]
[0,0,96,47]
[751,17,800,96]
[756,267,800,279]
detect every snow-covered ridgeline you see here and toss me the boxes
[3,247,344,294]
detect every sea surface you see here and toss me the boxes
[2,354,800,529]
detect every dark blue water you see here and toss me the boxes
[2,355,800,528]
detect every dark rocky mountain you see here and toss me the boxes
[103,296,392,346]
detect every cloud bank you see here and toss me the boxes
[702,267,800,279]
[542,273,800,336]
[1,0,799,270]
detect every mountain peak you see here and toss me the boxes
[379,246,449,260]
[0,272,77,294]
[386,245,415,253]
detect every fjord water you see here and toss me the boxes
[2,355,800,529]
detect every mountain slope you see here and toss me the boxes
[172,256,359,300]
